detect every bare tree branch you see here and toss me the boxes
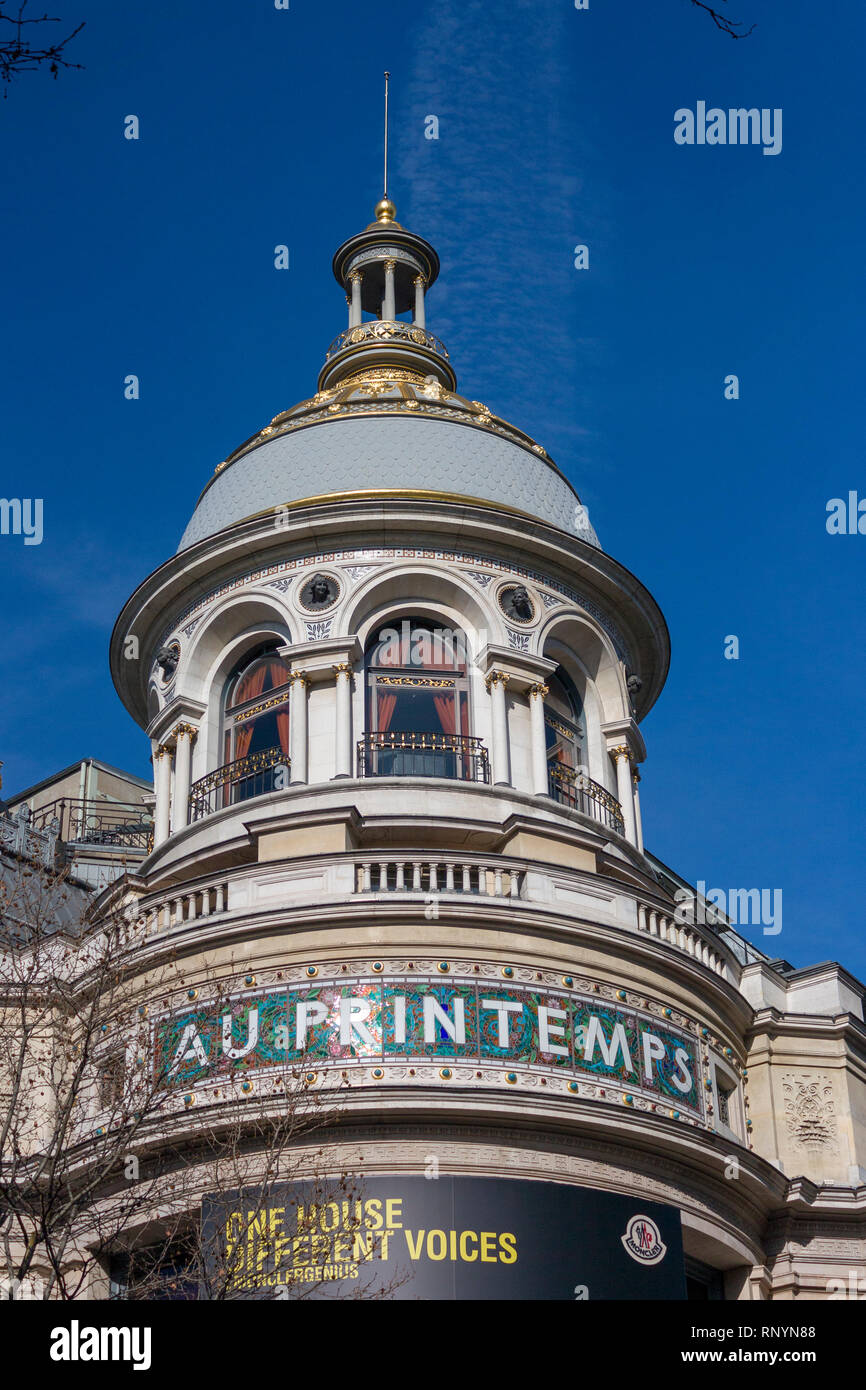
[0,2,84,91]
[0,859,407,1301]
[688,0,755,38]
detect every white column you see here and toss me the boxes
[333,663,353,778]
[153,745,172,848]
[413,275,426,328]
[289,672,308,784]
[632,769,645,854]
[611,745,637,845]
[349,272,362,328]
[383,260,396,321]
[170,725,196,834]
[528,682,549,796]
[486,671,511,786]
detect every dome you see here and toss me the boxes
[178,378,600,552]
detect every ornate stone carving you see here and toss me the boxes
[782,1073,838,1154]
[343,565,379,584]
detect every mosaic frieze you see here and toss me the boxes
[153,972,701,1116]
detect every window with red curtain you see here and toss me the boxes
[365,619,470,742]
[222,647,291,766]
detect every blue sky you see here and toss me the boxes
[2,0,864,976]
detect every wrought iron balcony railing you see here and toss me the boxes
[548,764,625,836]
[357,732,490,784]
[29,798,153,851]
[188,747,289,823]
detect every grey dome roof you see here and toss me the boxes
[179,411,596,552]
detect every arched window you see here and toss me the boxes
[223,645,291,764]
[362,618,486,780]
[214,645,290,806]
[544,667,586,797]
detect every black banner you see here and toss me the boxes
[201,1176,685,1300]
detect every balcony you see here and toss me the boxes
[188,747,288,823]
[548,764,625,837]
[30,798,153,851]
[357,732,490,784]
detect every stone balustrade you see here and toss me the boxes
[354,856,523,899]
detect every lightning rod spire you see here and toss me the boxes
[383,70,390,198]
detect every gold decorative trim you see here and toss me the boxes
[195,390,576,501]
[232,693,289,723]
[545,715,574,739]
[341,368,427,387]
[376,675,456,689]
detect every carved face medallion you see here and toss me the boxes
[299,573,340,611]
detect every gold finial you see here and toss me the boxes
[375,197,397,224]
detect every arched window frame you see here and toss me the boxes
[220,643,291,770]
[365,617,472,738]
[361,617,486,781]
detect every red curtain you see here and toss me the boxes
[276,708,290,756]
[231,661,268,711]
[377,691,398,732]
[269,660,290,689]
[232,668,267,760]
[234,721,255,761]
[433,693,456,736]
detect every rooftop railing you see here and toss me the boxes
[28,798,152,851]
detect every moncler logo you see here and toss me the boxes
[621,1214,667,1266]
